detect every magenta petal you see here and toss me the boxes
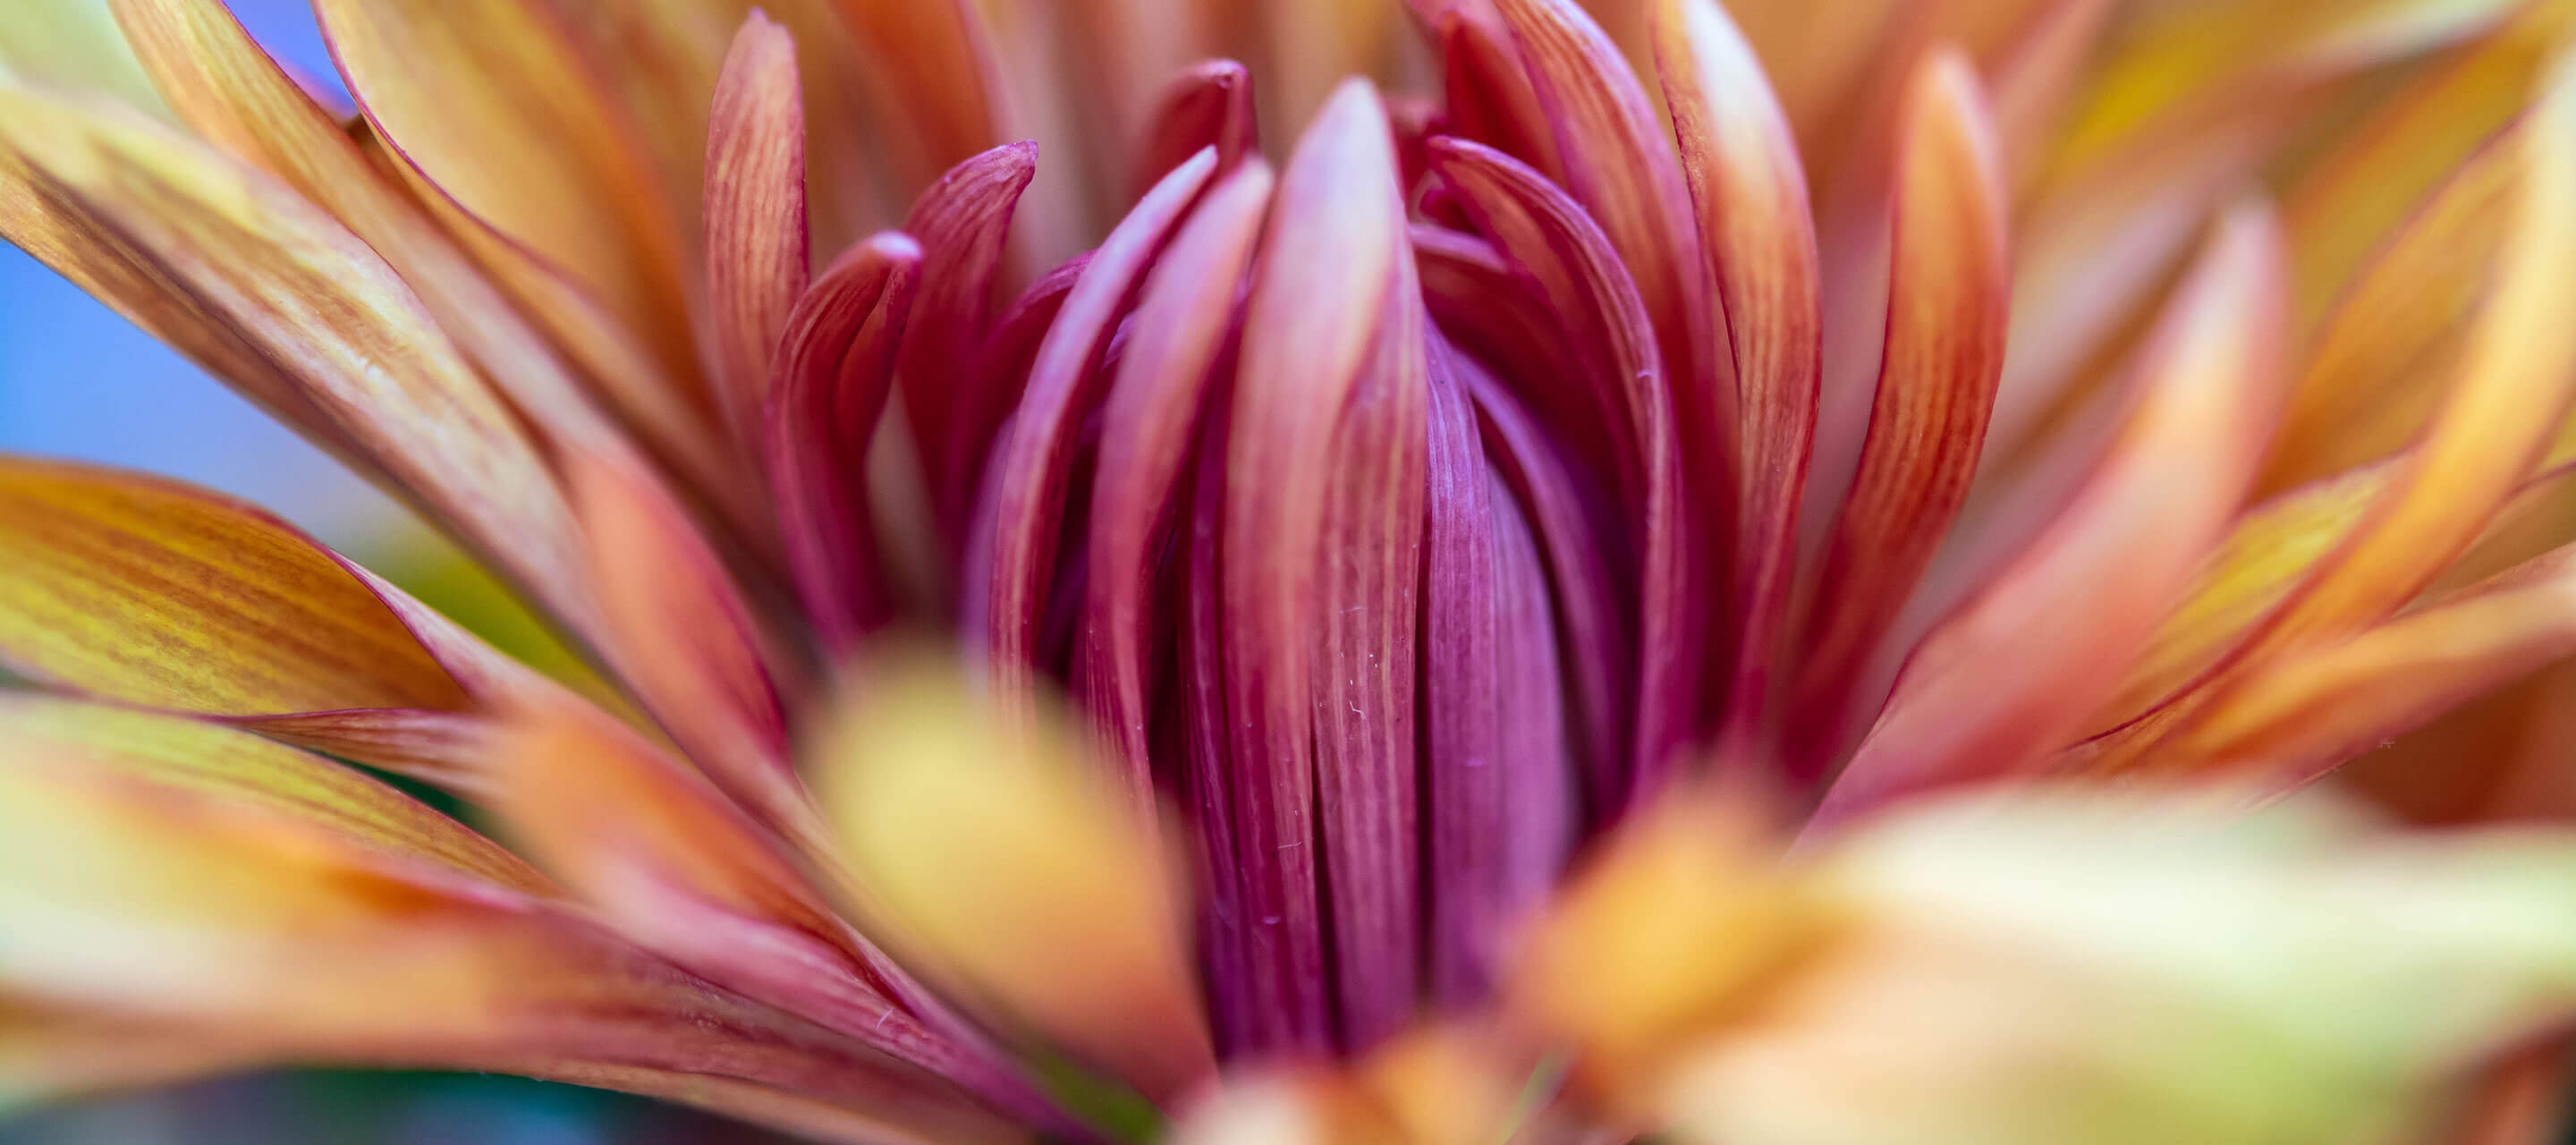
[943,251,1096,546]
[894,141,1040,529]
[767,234,924,651]
[1428,134,1701,803]
[971,148,1221,700]
[1138,59,1259,197]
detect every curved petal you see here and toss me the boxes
[0,83,588,619]
[704,12,810,454]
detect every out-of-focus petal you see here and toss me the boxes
[1082,159,1272,799]
[565,450,799,826]
[768,233,922,650]
[2183,542,2576,788]
[972,148,1219,699]
[1821,201,2289,824]
[485,688,1064,1127]
[1505,786,1826,1117]
[0,83,589,619]
[1653,0,1820,744]
[2262,115,2518,491]
[704,12,810,455]
[0,744,1023,1144]
[1785,52,2009,772]
[0,0,169,118]
[311,0,707,429]
[828,0,1011,195]
[1218,81,1413,1053]
[0,454,560,791]
[1666,785,2576,1145]
[812,659,1213,1103]
[1137,60,1261,197]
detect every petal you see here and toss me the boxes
[311,0,703,414]
[1427,135,1700,796]
[565,449,800,827]
[1422,339,1574,1004]
[971,147,1220,698]
[1081,159,1274,799]
[0,83,588,619]
[894,142,1039,524]
[2182,541,2576,789]
[938,251,1092,543]
[0,0,170,118]
[1136,60,1259,199]
[704,11,810,454]
[827,0,1012,193]
[812,659,1214,1102]
[1424,1,1563,185]
[1821,201,2291,824]
[1225,81,1425,1050]
[2262,102,2520,490]
[1652,0,1822,743]
[0,742,1024,1143]
[1784,52,2010,774]
[486,689,1065,1127]
[768,233,923,650]
[0,455,548,790]
[106,0,635,470]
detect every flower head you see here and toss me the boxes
[7,0,2576,1141]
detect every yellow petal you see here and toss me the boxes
[310,0,702,414]
[1505,786,1830,1115]
[812,657,1212,1102]
[0,0,170,119]
[0,742,1023,1143]
[0,83,589,622]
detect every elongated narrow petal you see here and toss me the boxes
[769,233,923,650]
[1222,81,1407,1052]
[1422,342,1572,1004]
[487,690,1063,1126]
[1083,160,1274,798]
[0,697,545,891]
[0,748,1021,1144]
[705,12,809,454]
[567,450,799,826]
[0,84,589,620]
[2185,543,2576,788]
[1822,203,2290,824]
[974,148,1219,696]
[1426,1,1563,184]
[2263,116,2518,491]
[312,0,703,412]
[1653,0,1821,742]
[814,662,1213,1101]
[107,0,648,473]
[827,0,1011,192]
[1138,60,1258,196]
[2079,48,2576,777]
[938,251,1092,540]
[897,142,1038,510]
[1469,364,1632,822]
[1428,136,1697,798]
[0,454,567,790]
[1787,53,2009,772]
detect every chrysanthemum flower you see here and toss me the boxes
[9,0,2576,1141]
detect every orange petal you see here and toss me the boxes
[311,0,701,414]
[565,449,800,827]
[1653,0,1821,743]
[1786,51,2009,773]
[2263,112,2519,491]
[812,658,1214,1102]
[0,82,588,618]
[1822,201,2290,823]
[704,11,810,456]
[0,455,553,790]
[828,0,1010,194]
[487,688,1064,1127]
[2184,541,2576,787]
[0,742,1022,1143]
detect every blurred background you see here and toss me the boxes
[0,3,786,1141]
